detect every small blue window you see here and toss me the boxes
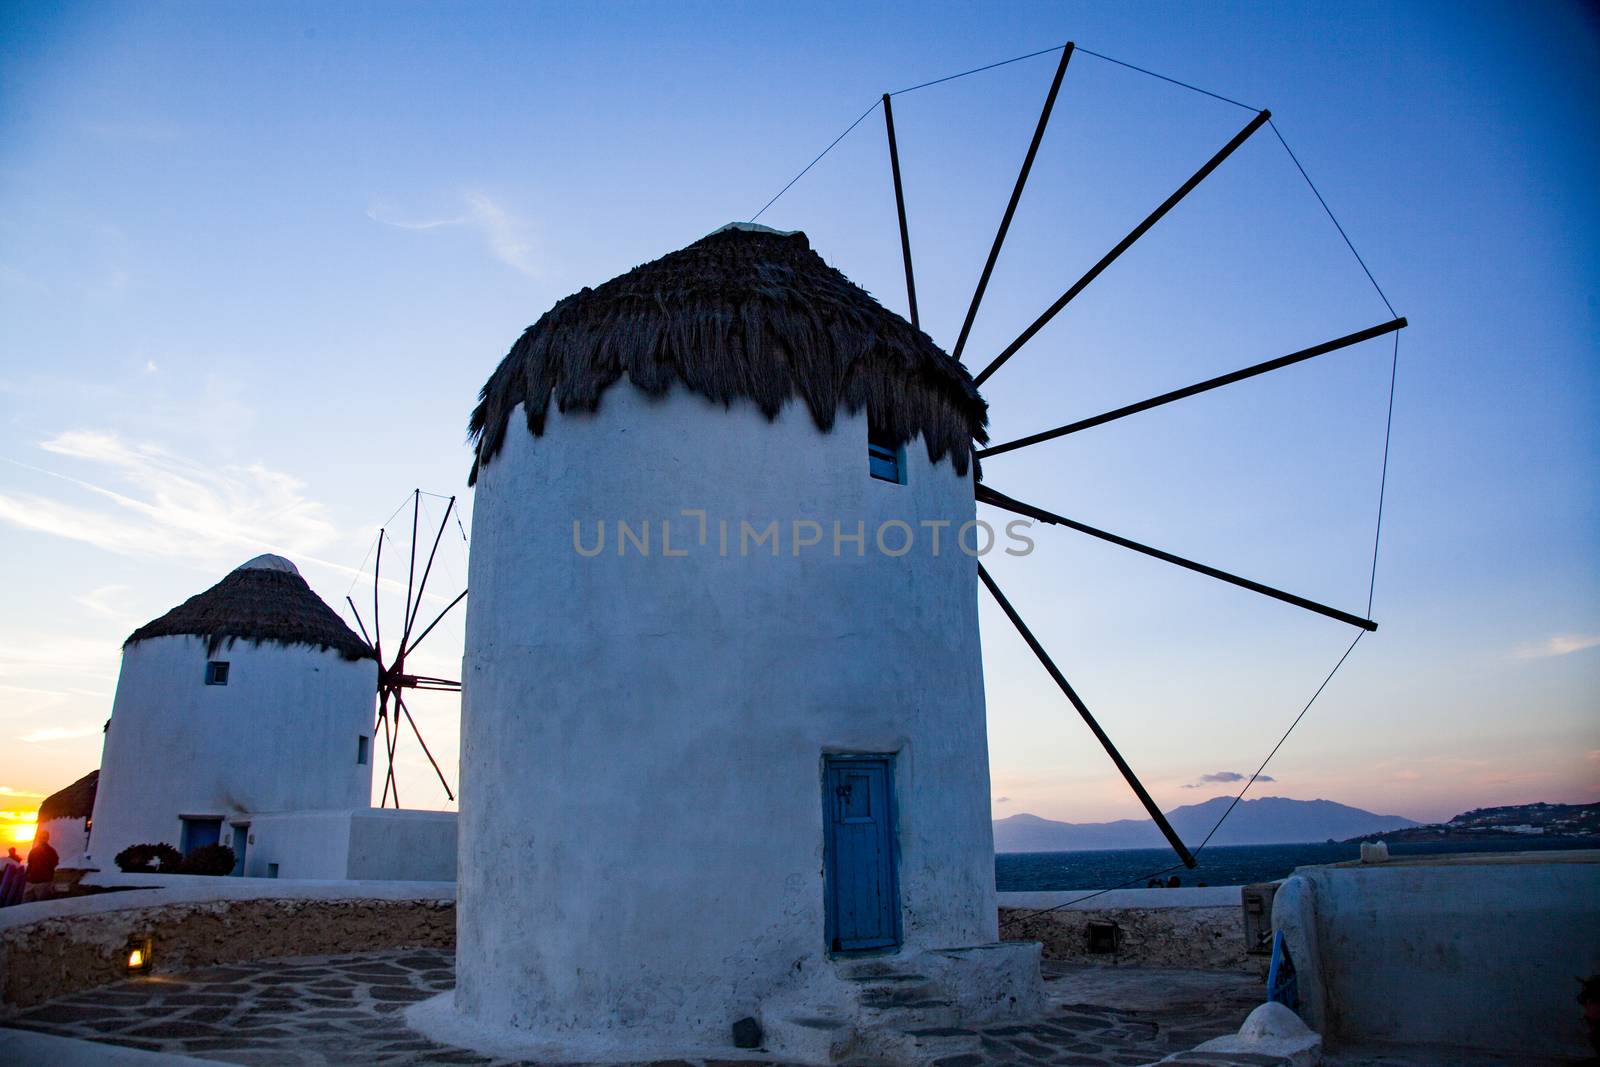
[205,661,230,686]
[868,428,905,484]
[357,735,370,765]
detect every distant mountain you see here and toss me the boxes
[993,796,1419,853]
[1344,801,1600,843]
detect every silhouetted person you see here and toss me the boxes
[26,830,58,885]
[1166,875,1181,889]
[0,849,21,908]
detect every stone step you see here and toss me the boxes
[857,983,947,1010]
[899,1025,982,1061]
[838,959,933,983]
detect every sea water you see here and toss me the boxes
[994,836,1600,891]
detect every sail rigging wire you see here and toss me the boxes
[747,41,1245,224]
[749,99,881,223]
[1269,119,1397,319]
[748,42,1399,329]
[343,492,413,594]
[1009,365,1397,927]
[1005,628,1367,936]
[887,43,1066,97]
[1367,333,1402,616]
[1074,45,1259,113]
[1006,326,1399,929]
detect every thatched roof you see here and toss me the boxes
[124,555,374,661]
[468,224,988,485]
[38,770,97,822]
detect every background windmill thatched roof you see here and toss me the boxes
[468,225,988,485]
[124,556,374,661]
[38,770,97,822]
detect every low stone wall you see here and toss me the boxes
[998,887,1255,972]
[0,879,454,1010]
[3,881,1255,1011]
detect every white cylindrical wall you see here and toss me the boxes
[456,385,997,1046]
[86,635,377,866]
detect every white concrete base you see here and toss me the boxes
[408,941,1044,1066]
[407,992,757,1064]
[1190,1002,1321,1066]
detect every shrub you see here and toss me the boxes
[180,843,236,877]
[114,842,184,873]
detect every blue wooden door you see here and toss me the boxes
[230,824,248,876]
[823,756,901,953]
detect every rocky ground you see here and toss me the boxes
[0,950,1265,1066]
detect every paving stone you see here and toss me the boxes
[92,1036,167,1052]
[0,950,1256,1066]
[8,1003,111,1024]
[125,1019,226,1039]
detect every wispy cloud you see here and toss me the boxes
[367,191,539,277]
[1183,770,1274,789]
[18,726,99,744]
[74,584,136,625]
[0,430,341,568]
[0,635,119,681]
[993,796,1011,804]
[1515,633,1600,660]
[0,787,44,799]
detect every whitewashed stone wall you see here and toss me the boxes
[457,387,1006,1056]
[246,808,457,881]
[87,635,377,867]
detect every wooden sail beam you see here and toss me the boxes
[977,484,1378,631]
[882,93,920,330]
[975,108,1272,387]
[404,589,468,657]
[951,43,1074,364]
[978,562,1196,868]
[401,489,420,669]
[404,494,457,644]
[395,691,455,801]
[978,317,1408,458]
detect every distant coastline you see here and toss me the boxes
[1342,801,1599,844]
[994,834,1600,893]
[994,794,1418,853]
[995,797,1600,853]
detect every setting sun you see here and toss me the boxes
[6,816,37,845]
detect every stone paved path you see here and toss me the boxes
[1,951,1262,1066]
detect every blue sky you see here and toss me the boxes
[1,2,1595,828]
